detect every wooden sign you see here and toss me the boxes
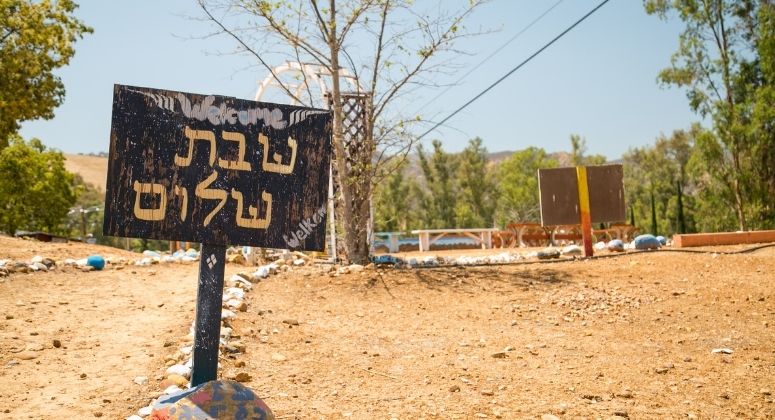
[103,84,332,250]
[538,164,625,226]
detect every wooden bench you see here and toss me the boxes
[411,228,498,252]
[373,231,403,253]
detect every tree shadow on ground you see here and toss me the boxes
[406,265,572,293]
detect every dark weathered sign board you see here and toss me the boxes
[104,84,332,250]
[538,164,625,226]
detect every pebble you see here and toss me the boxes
[481,389,494,396]
[449,384,460,392]
[711,348,733,354]
[271,353,287,362]
[561,245,583,256]
[616,390,633,399]
[17,351,38,360]
[613,410,629,418]
[234,372,252,382]
[282,318,300,326]
[138,406,153,416]
[133,376,148,385]
[165,364,191,379]
[761,389,772,396]
[93,411,103,417]
[490,352,507,359]
[164,374,188,388]
[53,339,62,348]
[536,248,561,260]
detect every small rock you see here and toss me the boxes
[491,352,507,359]
[16,351,38,360]
[449,384,460,392]
[126,416,143,420]
[615,390,633,399]
[53,339,61,348]
[613,410,629,418]
[165,364,191,379]
[81,266,95,272]
[271,353,287,362]
[80,373,87,379]
[282,318,300,326]
[138,406,153,416]
[5,314,13,320]
[561,244,583,256]
[761,389,772,396]
[481,389,494,396]
[537,248,561,260]
[234,372,252,382]
[711,348,733,354]
[133,376,148,385]
[165,374,188,388]
[93,411,103,417]
[655,367,670,374]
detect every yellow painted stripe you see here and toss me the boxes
[576,166,591,217]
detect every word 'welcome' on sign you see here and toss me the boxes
[104,85,332,250]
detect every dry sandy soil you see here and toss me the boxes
[1,235,774,419]
[64,154,108,191]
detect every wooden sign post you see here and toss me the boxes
[538,164,626,257]
[104,84,332,386]
[575,166,594,257]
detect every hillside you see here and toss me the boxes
[64,153,108,191]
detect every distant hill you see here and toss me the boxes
[62,149,617,193]
[65,153,108,192]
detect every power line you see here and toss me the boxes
[416,0,612,142]
[413,0,565,116]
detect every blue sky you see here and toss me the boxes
[20,0,697,159]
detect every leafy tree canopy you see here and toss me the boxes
[0,0,92,148]
[0,134,76,235]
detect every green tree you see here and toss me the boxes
[454,137,496,228]
[748,1,775,228]
[416,140,456,229]
[494,147,558,227]
[645,0,772,230]
[569,134,606,165]
[0,0,92,147]
[374,160,414,232]
[198,0,484,263]
[0,135,75,234]
[624,126,703,235]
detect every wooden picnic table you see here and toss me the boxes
[411,228,499,252]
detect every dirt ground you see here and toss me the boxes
[1,236,774,419]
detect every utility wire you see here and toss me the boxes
[413,0,565,116]
[416,0,612,141]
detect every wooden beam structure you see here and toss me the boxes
[673,230,775,248]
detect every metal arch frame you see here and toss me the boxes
[254,61,364,106]
[254,62,364,262]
